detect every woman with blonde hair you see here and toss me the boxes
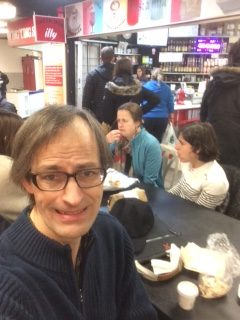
[143,68,174,142]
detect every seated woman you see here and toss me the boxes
[0,110,29,222]
[169,122,229,209]
[106,102,163,188]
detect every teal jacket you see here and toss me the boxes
[111,128,163,188]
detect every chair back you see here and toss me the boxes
[160,143,180,190]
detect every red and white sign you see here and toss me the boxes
[8,15,65,47]
[7,17,35,47]
[34,15,65,43]
[45,66,63,86]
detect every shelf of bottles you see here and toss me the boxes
[114,46,140,65]
[160,37,229,84]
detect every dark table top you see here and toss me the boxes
[103,185,240,320]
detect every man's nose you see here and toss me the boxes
[62,177,84,205]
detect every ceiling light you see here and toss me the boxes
[0,2,16,20]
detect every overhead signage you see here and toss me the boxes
[7,18,35,47]
[7,15,65,47]
[34,15,65,43]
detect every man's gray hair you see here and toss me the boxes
[11,105,112,188]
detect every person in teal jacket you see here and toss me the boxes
[143,68,174,142]
[106,102,163,188]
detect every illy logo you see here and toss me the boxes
[45,28,57,41]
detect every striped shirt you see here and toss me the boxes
[169,160,229,209]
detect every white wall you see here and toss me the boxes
[0,39,37,90]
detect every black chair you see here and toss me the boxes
[221,165,240,220]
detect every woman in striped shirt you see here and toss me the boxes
[169,122,229,210]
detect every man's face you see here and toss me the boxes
[22,118,103,246]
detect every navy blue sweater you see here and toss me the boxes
[0,209,157,319]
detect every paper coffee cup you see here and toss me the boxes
[177,281,199,310]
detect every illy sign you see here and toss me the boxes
[8,15,65,46]
[34,15,65,43]
[45,28,57,41]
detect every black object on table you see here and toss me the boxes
[103,184,240,320]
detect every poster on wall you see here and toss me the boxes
[82,0,103,35]
[138,0,171,26]
[65,2,83,37]
[171,0,202,22]
[44,65,64,104]
[65,0,240,38]
[102,0,128,32]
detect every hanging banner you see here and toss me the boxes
[7,17,35,47]
[8,15,65,47]
[34,15,65,43]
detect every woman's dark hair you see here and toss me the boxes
[228,40,240,67]
[180,122,219,162]
[113,58,133,77]
[136,66,147,80]
[0,110,23,156]
[118,102,143,123]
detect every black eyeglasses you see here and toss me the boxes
[29,168,106,191]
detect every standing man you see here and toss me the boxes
[82,46,114,122]
[0,106,158,320]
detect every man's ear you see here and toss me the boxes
[21,179,34,194]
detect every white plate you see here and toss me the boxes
[103,168,139,191]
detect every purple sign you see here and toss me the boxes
[195,38,222,53]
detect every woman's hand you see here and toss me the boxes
[106,130,122,144]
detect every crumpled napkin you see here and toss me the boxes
[151,243,181,275]
[181,242,226,277]
[103,168,139,191]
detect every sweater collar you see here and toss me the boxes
[2,207,94,272]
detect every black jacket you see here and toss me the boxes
[101,75,160,126]
[0,71,9,99]
[221,164,240,220]
[82,62,114,122]
[0,97,17,114]
[200,66,240,168]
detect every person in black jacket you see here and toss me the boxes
[0,71,9,99]
[0,96,17,114]
[82,46,114,122]
[101,58,160,127]
[200,40,240,168]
